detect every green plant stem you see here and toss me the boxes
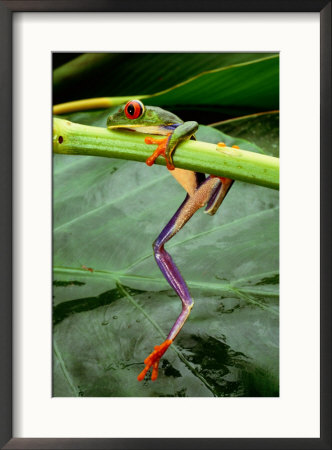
[53,97,142,115]
[53,118,279,190]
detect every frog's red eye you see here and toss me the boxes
[124,100,144,119]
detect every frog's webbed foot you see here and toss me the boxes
[137,339,173,381]
[145,135,175,170]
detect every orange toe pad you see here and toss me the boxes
[144,135,174,170]
[137,339,172,381]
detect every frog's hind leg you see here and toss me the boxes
[137,175,226,382]
[204,177,234,216]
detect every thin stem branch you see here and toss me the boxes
[53,97,143,115]
[53,118,279,190]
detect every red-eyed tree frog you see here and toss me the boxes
[107,100,236,382]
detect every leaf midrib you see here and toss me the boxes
[53,266,279,314]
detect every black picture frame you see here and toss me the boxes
[0,1,331,449]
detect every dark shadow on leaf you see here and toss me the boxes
[255,273,279,286]
[179,334,247,396]
[162,359,182,379]
[180,334,277,397]
[159,388,187,397]
[240,365,279,397]
[53,285,145,326]
[53,280,85,287]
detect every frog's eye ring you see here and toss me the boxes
[124,100,144,120]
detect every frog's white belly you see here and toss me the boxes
[132,125,176,135]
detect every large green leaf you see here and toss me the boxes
[211,111,279,157]
[53,111,279,397]
[147,56,279,112]
[53,53,276,104]
[54,53,279,122]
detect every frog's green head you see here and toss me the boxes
[107,100,182,133]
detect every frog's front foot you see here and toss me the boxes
[137,339,172,381]
[145,135,175,170]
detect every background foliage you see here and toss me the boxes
[53,53,279,397]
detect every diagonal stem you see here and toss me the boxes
[53,118,279,190]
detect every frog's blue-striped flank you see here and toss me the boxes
[107,100,236,381]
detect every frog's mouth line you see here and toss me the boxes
[108,124,141,129]
[108,126,136,132]
[108,124,177,135]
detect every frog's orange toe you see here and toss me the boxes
[217,142,240,149]
[166,162,175,171]
[144,136,160,145]
[145,138,167,167]
[137,339,172,381]
[137,365,150,382]
[151,361,160,381]
[144,134,174,169]
[146,155,158,166]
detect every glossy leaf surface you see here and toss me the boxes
[53,111,279,397]
[54,53,279,122]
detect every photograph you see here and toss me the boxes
[1,1,330,447]
[52,52,279,398]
